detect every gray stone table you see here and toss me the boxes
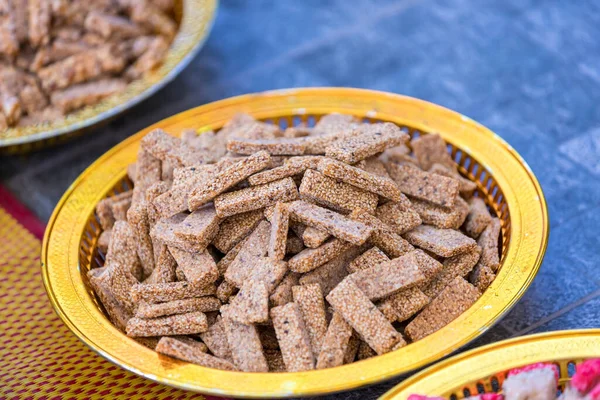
[2,0,599,398]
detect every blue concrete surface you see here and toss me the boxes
[2,1,599,398]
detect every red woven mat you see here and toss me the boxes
[0,187,225,400]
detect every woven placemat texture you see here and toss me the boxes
[0,201,216,399]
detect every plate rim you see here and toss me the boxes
[41,87,550,398]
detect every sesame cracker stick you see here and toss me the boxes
[270,272,300,307]
[326,279,402,355]
[271,302,315,372]
[289,200,373,245]
[378,287,430,323]
[127,203,154,277]
[97,229,111,253]
[156,337,237,371]
[288,238,354,273]
[404,225,478,258]
[145,244,176,284]
[216,279,238,303]
[140,129,209,168]
[150,213,204,254]
[347,247,390,273]
[221,306,269,372]
[387,163,460,208]
[410,133,455,171]
[413,249,444,287]
[214,177,299,218]
[199,316,233,361]
[325,123,408,164]
[464,197,492,238]
[423,246,481,298]
[126,311,208,337]
[173,205,221,250]
[88,269,132,332]
[226,280,269,324]
[227,137,307,155]
[469,262,496,292]
[299,169,378,214]
[292,284,328,355]
[268,202,290,260]
[318,158,403,201]
[303,114,360,155]
[225,256,287,292]
[212,209,264,253]
[430,163,477,198]
[130,281,216,303]
[301,226,331,248]
[315,312,353,369]
[477,218,501,272]
[409,195,469,229]
[248,156,322,186]
[298,247,363,295]
[350,209,414,258]
[135,297,220,319]
[375,196,421,234]
[188,151,271,210]
[168,247,219,287]
[348,251,426,301]
[223,120,281,140]
[405,277,481,341]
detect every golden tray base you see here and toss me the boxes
[42,88,549,398]
[0,0,218,154]
[380,329,600,400]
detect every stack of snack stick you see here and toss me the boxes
[91,112,502,372]
[0,0,177,129]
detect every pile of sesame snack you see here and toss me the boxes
[91,113,502,372]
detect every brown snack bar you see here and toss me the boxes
[88,268,132,332]
[212,209,264,253]
[127,204,155,278]
[216,279,237,303]
[349,251,426,301]
[286,234,304,255]
[299,169,378,214]
[268,202,290,260]
[84,11,145,39]
[125,35,169,79]
[469,262,496,292]
[301,226,331,248]
[248,156,322,186]
[126,311,208,337]
[423,246,481,298]
[0,1,18,57]
[326,279,402,355]
[292,284,328,356]
[269,272,300,307]
[96,190,133,229]
[199,316,232,361]
[430,163,477,197]
[222,119,281,140]
[156,337,236,371]
[226,256,287,293]
[350,209,414,258]
[378,287,430,323]
[411,133,455,171]
[391,337,408,351]
[145,244,176,284]
[404,225,477,258]
[227,137,306,155]
[288,238,353,273]
[375,196,421,234]
[347,247,390,273]
[226,280,269,324]
[221,306,269,372]
[188,151,271,210]
[220,220,269,273]
[362,156,391,178]
[129,2,176,38]
[318,158,403,201]
[50,78,127,113]
[135,297,220,319]
[265,350,286,372]
[141,129,210,168]
[387,163,459,208]
[477,218,501,272]
[150,213,205,254]
[357,341,377,360]
[168,247,219,287]
[28,0,51,47]
[413,249,444,287]
[315,312,353,369]
[271,302,315,372]
[303,114,360,155]
[289,200,373,245]
[409,195,469,229]
[325,123,408,164]
[298,252,353,296]
[130,281,216,304]
[464,197,492,238]
[214,177,299,218]
[97,229,111,253]
[405,277,481,341]
[173,205,221,251]
[111,196,133,222]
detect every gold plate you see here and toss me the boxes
[42,88,549,398]
[0,0,218,154]
[380,329,600,400]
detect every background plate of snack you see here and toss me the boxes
[380,329,600,400]
[42,88,549,398]
[0,0,218,153]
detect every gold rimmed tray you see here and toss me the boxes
[380,329,600,400]
[42,87,549,398]
[0,0,218,154]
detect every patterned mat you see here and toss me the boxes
[0,187,222,399]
